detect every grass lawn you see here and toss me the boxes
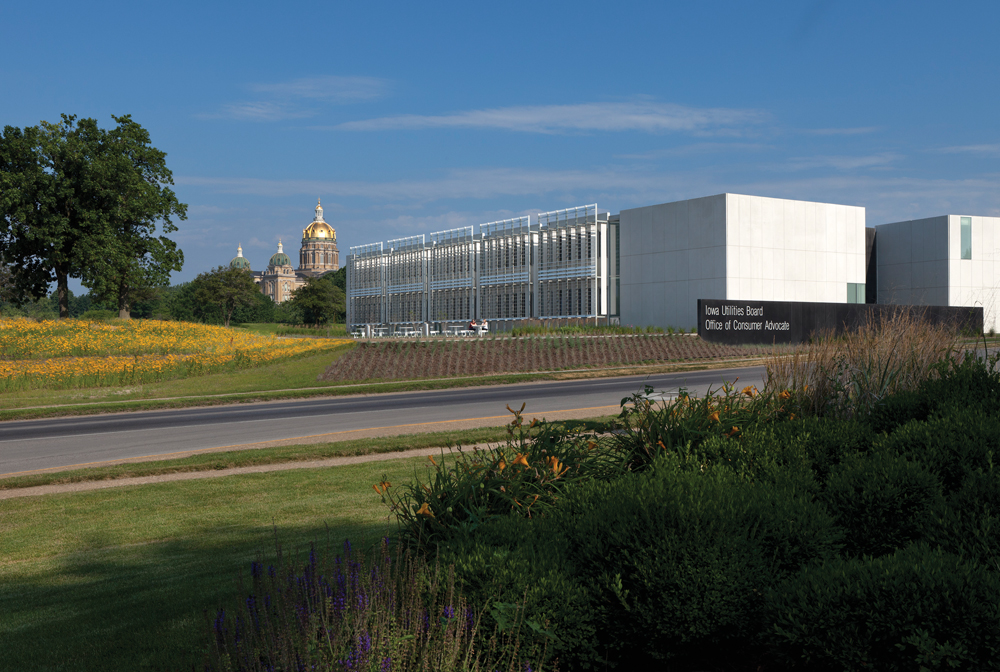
[235,322,349,337]
[0,456,437,671]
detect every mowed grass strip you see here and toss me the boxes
[0,456,436,672]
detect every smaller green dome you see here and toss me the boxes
[269,252,291,267]
[230,245,252,270]
[269,240,291,267]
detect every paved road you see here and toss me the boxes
[0,365,765,476]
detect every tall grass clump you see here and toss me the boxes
[764,308,960,418]
[206,538,553,672]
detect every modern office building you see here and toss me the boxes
[346,205,618,329]
[617,194,867,330]
[345,192,994,333]
[875,214,1000,333]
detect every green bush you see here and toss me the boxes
[821,449,943,558]
[771,416,875,482]
[867,388,933,434]
[765,544,1000,671]
[551,462,841,668]
[927,469,1000,566]
[79,308,117,320]
[612,382,792,472]
[874,408,1000,496]
[439,515,601,670]
[380,407,619,546]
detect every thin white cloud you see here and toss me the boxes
[177,168,680,202]
[213,101,317,121]
[330,102,768,135]
[616,142,771,160]
[938,144,1000,156]
[801,127,881,136]
[784,153,901,171]
[250,76,389,102]
[177,169,1000,228]
[203,76,390,121]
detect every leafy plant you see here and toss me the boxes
[207,537,553,671]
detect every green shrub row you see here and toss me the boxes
[382,350,1000,670]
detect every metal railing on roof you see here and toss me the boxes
[429,226,475,245]
[480,215,532,237]
[537,204,598,228]
[349,242,384,257]
[386,234,426,252]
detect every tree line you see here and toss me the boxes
[1,266,347,327]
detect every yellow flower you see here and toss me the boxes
[726,426,740,437]
[742,385,756,397]
[512,453,530,468]
[416,502,434,517]
[497,459,507,471]
[708,411,720,423]
[779,390,792,400]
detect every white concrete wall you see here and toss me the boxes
[948,215,1000,333]
[877,215,1000,333]
[619,193,866,329]
[875,216,950,307]
[618,194,728,330]
[725,194,866,303]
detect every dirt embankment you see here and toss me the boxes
[320,335,761,382]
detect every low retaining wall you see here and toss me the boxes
[697,299,983,345]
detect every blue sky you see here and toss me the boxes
[3,0,998,286]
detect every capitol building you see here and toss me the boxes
[229,199,340,303]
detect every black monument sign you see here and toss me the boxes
[697,299,983,345]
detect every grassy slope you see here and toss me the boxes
[0,456,438,671]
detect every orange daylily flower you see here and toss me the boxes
[428,455,437,466]
[545,455,568,476]
[372,483,382,495]
[416,502,434,517]
[497,459,507,471]
[742,386,756,397]
[708,411,720,423]
[779,390,792,400]
[512,453,530,468]
[726,426,740,437]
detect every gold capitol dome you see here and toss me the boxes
[303,198,336,241]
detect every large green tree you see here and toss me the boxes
[0,114,185,318]
[288,275,345,326]
[192,266,261,327]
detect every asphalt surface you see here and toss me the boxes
[0,365,766,476]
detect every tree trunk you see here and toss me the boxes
[55,265,70,319]
[118,281,130,320]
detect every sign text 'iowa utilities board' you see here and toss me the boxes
[697,299,982,345]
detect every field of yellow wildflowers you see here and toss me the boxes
[0,317,350,391]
